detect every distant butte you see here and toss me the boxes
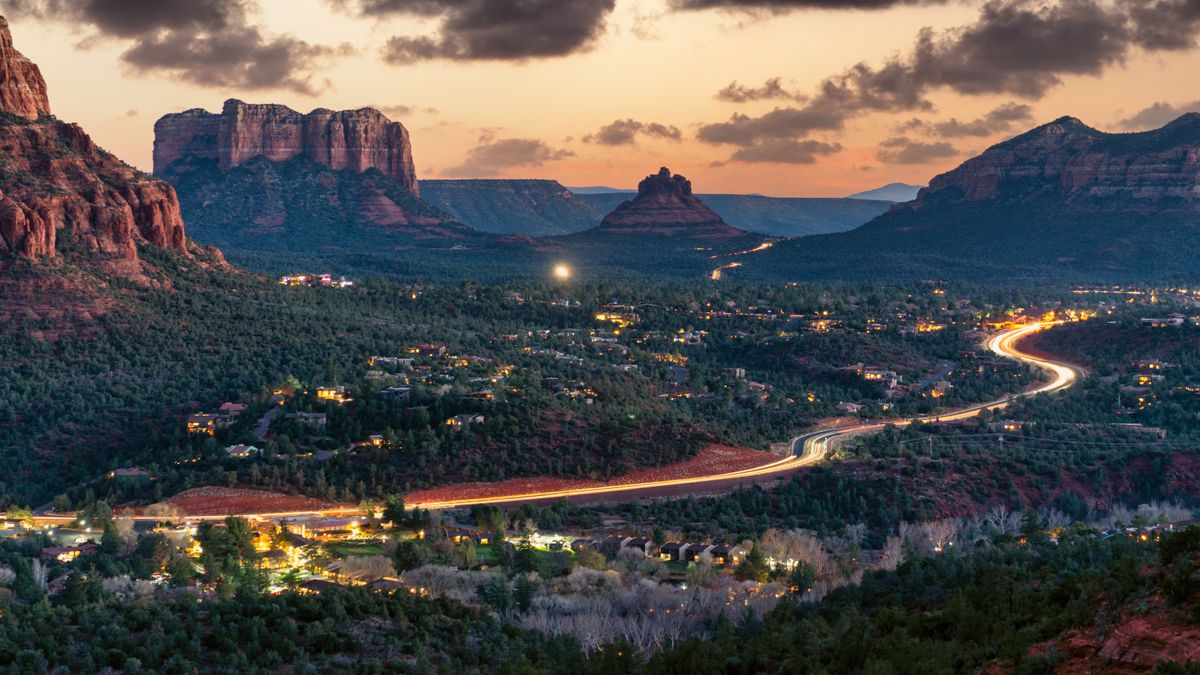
[154,100,420,194]
[589,167,750,240]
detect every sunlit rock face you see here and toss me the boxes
[154,100,420,195]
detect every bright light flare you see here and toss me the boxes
[553,263,571,280]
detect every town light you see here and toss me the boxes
[553,263,571,280]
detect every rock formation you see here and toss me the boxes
[0,16,48,121]
[0,15,190,268]
[590,168,749,239]
[897,115,1200,214]
[749,113,1200,280]
[154,100,419,194]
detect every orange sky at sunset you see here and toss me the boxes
[6,0,1200,197]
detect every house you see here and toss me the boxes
[862,369,900,387]
[571,538,597,553]
[381,386,412,399]
[41,543,98,563]
[368,356,415,369]
[299,579,343,594]
[186,413,218,435]
[218,402,249,417]
[369,578,408,592]
[1141,314,1186,327]
[989,420,1025,433]
[723,367,746,379]
[707,544,746,566]
[596,536,626,558]
[106,468,149,480]
[929,380,952,398]
[660,542,688,562]
[316,386,350,403]
[285,412,327,428]
[685,544,714,563]
[835,402,863,414]
[622,538,656,557]
[466,389,495,401]
[409,343,447,357]
[446,414,484,430]
[225,444,261,458]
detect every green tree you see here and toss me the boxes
[394,540,431,572]
[735,544,770,583]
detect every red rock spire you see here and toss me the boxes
[0,16,50,121]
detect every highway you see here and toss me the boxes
[27,322,1079,524]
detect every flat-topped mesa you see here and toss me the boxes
[0,16,48,121]
[154,100,420,194]
[594,167,747,239]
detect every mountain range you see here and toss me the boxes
[847,183,923,202]
[746,114,1200,281]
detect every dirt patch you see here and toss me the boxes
[407,444,777,504]
[160,486,333,516]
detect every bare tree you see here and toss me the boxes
[339,555,395,583]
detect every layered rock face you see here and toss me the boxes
[592,167,748,239]
[898,115,1200,214]
[0,16,189,268]
[0,16,48,121]
[154,100,419,194]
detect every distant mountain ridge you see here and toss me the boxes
[749,114,1200,281]
[421,179,599,236]
[847,183,923,202]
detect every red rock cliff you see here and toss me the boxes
[154,100,420,195]
[0,16,48,121]
[897,114,1200,214]
[0,16,189,266]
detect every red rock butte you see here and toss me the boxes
[154,100,420,195]
[0,15,190,266]
[594,167,748,239]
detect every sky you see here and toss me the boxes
[4,0,1200,197]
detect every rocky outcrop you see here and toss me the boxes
[0,16,48,121]
[0,16,189,269]
[898,114,1200,214]
[590,167,749,239]
[154,100,420,194]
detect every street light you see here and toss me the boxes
[553,263,571,281]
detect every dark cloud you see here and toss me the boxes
[902,102,1033,137]
[332,0,616,63]
[715,77,803,102]
[444,136,575,177]
[5,0,343,94]
[698,0,1200,161]
[1127,0,1200,50]
[727,139,843,164]
[1117,100,1200,129]
[583,119,683,145]
[672,0,948,9]
[876,137,959,164]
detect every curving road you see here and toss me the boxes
[28,322,1080,524]
[403,320,1081,510]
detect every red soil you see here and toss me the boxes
[406,444,778,504]
[160,486,333,516]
